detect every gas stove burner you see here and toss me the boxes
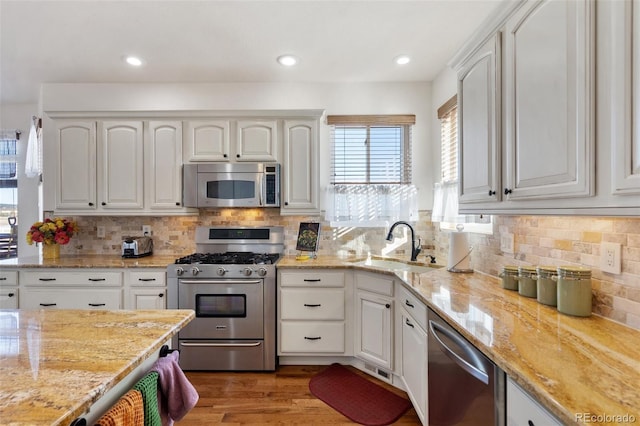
[175,252,280,265]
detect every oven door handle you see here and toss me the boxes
[179,280,262,285]
[180,341,262,348]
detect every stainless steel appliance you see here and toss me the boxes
[121,236,153,258]
[183,163,280,208]
[167,226,284,371]
[427,308,505,425]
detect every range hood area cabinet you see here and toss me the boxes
[45,118,191,216]
[453,0,640,215]
[183,119,279,163]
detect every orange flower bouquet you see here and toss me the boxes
[26,218,77,246]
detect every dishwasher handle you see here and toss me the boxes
[429,319,489,385]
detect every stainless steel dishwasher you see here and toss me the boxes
[428,308,505,426]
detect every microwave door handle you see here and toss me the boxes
[258,174,264,206]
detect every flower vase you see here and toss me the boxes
[42,244,60,260]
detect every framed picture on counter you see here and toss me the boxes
[295,222,321,253]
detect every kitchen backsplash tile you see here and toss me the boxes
[65,211,640,329]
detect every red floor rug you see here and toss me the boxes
[309,363,413,426]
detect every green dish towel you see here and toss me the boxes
[133,371,161,426]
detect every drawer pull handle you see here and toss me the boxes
[139,278,156,282]
[0,277,6,281]
[39,278,56,282]
[528,421,535,426]
[88,303,106,307]
[158,293,164,298]
[304,303,321,307]
[405,318,414,328]
[304,336,322,340]
[40,303,57,307]
[88,278,106,282]
[303,279,321,282]
[385,304,390,309]
[405,300,414,308]
[7,293,14,297]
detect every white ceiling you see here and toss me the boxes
[0,0,503,106]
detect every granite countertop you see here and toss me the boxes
[278,255,640,426]
[0,254,180,269]
[0,309,194,425]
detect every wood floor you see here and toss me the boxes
[177,364,422,425]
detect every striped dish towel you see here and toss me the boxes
[95,389,144,426]
[133,371,161,426]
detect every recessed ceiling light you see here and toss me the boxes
[277,55,299,67]
[124,56,143,67]
[394,55,411,65]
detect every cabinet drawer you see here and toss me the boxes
[280,322,345,353]
[21,288,122,309]
[398,285,427,330]
[279,271,345,287]
[507,377,561,426]
[21,271,122,286]
[0,270,18,286]
[128,271,166,286]
[355,271,394,296]
[280,288,344,320]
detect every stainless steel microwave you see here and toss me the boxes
[183,163,280,208]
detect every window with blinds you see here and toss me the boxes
[325,115,418,227]
[438,96,458,182]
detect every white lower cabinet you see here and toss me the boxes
[354,272,394,371]
[401,308,428,424]
[278,269,351,355]
[125,270,167,309]
[507,377,561,426]
[0,270,19,309]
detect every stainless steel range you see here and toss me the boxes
[167,226,284,371]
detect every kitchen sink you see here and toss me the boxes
[351,257,440,274]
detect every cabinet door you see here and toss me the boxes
[355,290,393,370]
[147,121,183,210]
[281,120,319,214]
[458,33,502,204]
[128,288,166,309]
[55,120,97,210]
[236,120,278,161]
[503,0,594,200]
[611,0,640,196]
[401,310,428,423]
[0,288,18,309]
[507,377,561,426]
[98,121,144,209]
[184,120,230,162]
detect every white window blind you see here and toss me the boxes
[326,115,418,227]
[438,97,458,182]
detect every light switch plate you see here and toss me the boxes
[96,226,105,239]
[501,233,515,254]
[601,242,622,274]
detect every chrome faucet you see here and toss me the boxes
[385,221,421,262]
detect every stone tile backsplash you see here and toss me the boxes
[65,211,640,329]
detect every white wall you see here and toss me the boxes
[41,82,436,210]
[0,103,41,258]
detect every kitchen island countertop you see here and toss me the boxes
[278,255,640,426]
[0,309,194,425]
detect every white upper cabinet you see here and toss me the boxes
[236,120,279,162]
[458,33,502,204]
[55,120,97,210]
[281,120,320,215]
[147,121,183,210]
[610,0,640,196]
[183,120,230,162]
[98,121,144,210]
[503,0,594,200]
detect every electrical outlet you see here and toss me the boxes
[601,242,622,274]
[96,226,105,238]
[501,233,515,254]
[142,225,152,236]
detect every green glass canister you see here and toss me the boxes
[499,266,519,291]
[517,266,538,298]
[556,266,592,317]
[536,266,558,306]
